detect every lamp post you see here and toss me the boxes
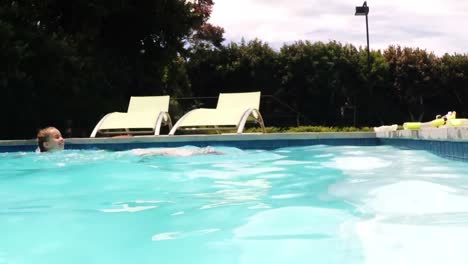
[355,1,370,71]
[352,1,370,127]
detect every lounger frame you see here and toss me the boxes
[90,96,172,137]
[169,92,266,135]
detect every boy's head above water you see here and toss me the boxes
[37,127,65,152]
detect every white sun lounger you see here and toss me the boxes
[90,96,172,137]
[169,91,266,135]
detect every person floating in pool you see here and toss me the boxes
[36,126,65,152]
[131,146,223,157]
[36,126,222,156]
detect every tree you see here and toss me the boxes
[439,54,468,116]
[0,0,222,139]
[384,46,441,121]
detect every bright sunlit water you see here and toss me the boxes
[1,145,468,264]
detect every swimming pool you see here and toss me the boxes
[1,145,468,264]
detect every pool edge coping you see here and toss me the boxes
[0,132,377,146]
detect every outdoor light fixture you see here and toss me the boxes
[355,1,370,71]
[349,1,370,127]
[355,1,369,16]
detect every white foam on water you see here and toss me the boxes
[135,200,168,204]
[258,173,289,179]
[342,151,367,155]
[420,166,453,172]
[198,185,269,209]
[362,180,468,215]
[185,166,285,180]
[315,153,334,158]
[304,165,323,169]
[272,160,314,165]
[323,157,392,171]
[271,193,304,199]
[326,149,468,264]
[233,206,360,263]
[356,218,468,264]
[211,163,250,169]
[194,228,220,235]
[171,211,184,216]
[248,203,271,209]
[407,172,458,179]
[234,206,353,238]
[197,179,271,209]
[152,229,220,241]
[100,204,157,213]
[214,179,271,188]
[152,232,180,241]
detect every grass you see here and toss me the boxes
[170,125,373,135]
[243,126,373,133]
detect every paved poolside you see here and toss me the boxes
[375,127,468,141]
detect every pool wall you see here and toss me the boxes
[1,129,467,161]
[0,132,378,152]
[376,127,468,161]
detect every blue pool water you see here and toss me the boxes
[1,145,468,264]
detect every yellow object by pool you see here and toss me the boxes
[403,118,445,130]
[448,119,468,127]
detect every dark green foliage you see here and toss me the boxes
[276,41,365,126]
[439,54,468,117]
[384,46,442,121]
[0,0,217,139]
[186,41,468,128]
[244,126,373,133]
[1,1,467,139]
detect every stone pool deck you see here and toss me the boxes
[375,127,468,161]
[375,127,468,141]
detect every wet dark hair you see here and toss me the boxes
[37,127,57,152]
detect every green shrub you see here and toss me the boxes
[245,126,373,133]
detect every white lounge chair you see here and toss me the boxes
[90,96,172,137]
[169,91,266,135]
